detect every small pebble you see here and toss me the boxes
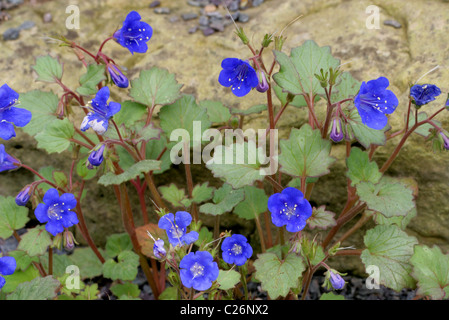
[252,0,264,7]
[43,12,52,23]
[240,0,249,10]
[188,26,198,34]
[210,20,225,32]
[228,0,239,11]
[187,0,202,7]
[204,4,216,13]
[19,20,35,30]
[149,0,161,8]
[3,27,20,41]
[182,12,199,21]
[154,7,170,14]
[169,16,179,23]
[199,15,209,26]
[383,19,402,29]
[203,27,215,36]
[238,13,249,23]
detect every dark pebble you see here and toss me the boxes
[203,27,215,36]
[228,0,239,11]
[210,20,225,32]
[252,0,264,6]
[383,19,402,28]
[149,0,161,8]
[188,26,198,34]
[19,20,35,30]
[188,0,208,7]
[3,27,20,41]
[199,15,209,26]
[169,16,179,23]
[182,12,199,21]
[238,13,249,23]
[154,7,170,14]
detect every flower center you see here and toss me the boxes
[170,225,184,239]
[190,262,205,279]
[361,94,389,113]
[47,203,64,221]
[231,243,242,255]
[279,202,299,220]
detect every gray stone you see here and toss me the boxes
[210,20,225,32]
[154,7,170,14]
[383,19,402,29]
[169,16,179,23]
[182,12,199,21]
[252,0,264,7]
[229,0,239,11]
[199,15,209,26]
[238,13,250,23]
[43,12,52,23]
[149,0,161,8]
[203,27,215,36]
[19,20,35,30]
[3,27,20,41]
[188,26,198,34]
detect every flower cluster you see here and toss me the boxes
[158,211,199,247]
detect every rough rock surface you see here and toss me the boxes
[0,0,449,274]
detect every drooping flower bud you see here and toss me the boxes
[107,64,129,88]
[153,239,166,259]
[439,131,449,150]
[330,117,344,142]
[15,185,32,206]
[329,270,345,290]
[63,230,78,251]
[256,71,269,93]
[87,144,106,169]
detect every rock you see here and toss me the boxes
[252,0,264,7]
[3,27,20,41]
[149,0,161,8]
[240,0,249,10]
[43,12,52,23]
[188,26,198,34]
[210,20,225,32]
[169,16,179,23]
[202,27,215,36]
[228,0,239,11]
[181,12,199,21]
[199,15,209,26]
[154,7,170,14]
[237,13,249,23]
[204,4,216,13]
[18,20,35,30]
[383,19,402,29]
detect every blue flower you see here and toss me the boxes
[330,117,344,142]
[15,185,32,206]
[0,256,17,290]
[158,211,199,247]
[439,132,449,150]
[218,58,259,97]
[80,87,121,135]
[221,234,253,266]
[107,64,129,88]
[329,271,345,290]
[153,239,166,259]
[87,144,106,168]
[0,144,19,173]
[354,77,398,130]
[113,11,153,55]
[267,187,313,232]
[179,251,219,291]
[0,84,32,140]
[34,188,79,236]
[410,84,441,106]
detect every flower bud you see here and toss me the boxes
[329,271,345,290]
[107,64,129,88]
[330,118,344,142]
[15,185,32,206]
[52,233,63,250]
[439,131,449,150]
[153,239,166,259]
[256,71,269,93]
[63,230,78,251]
[87,144,106,168]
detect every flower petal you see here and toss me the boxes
[0,256,16,276]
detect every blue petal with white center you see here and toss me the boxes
[218,58,259,97]
[113,11,153,55]
[80,87,121,135]
[0,256,17,289]
[221,234,253,266]
[354,77,398,130]
[179,251,219,291]
[0,84,32,140]
[410,84,441,106]
[158,211,199,247]
[34,188,79,236]
[0,144,19,173]
[267,187,313,233]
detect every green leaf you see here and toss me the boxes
[0,264,40,293]
[103,250,140,281]
[7,250,39,271]
[130,67,182,106]
[406,112,441,137]
[18,90,59,136]
[0,196,29,239]
[233,186,268,220]
[273,84,317,108]
[356,177,415,218]
[191,182,214,204]
[206,140,269,189]
[77,64,106,96]
[159,286,178,300]
[17,226,52,257]
[159,95,211,146]
[279,124,335,178]
[35,118,75,154]
[320,292,345,300]
[98,159,161,186]
[273,40,340,96]
[32,55,63,83]
[216,269,241,290]
[40,252,73,277]
[159,184,188,208]
[230,104,267,116]
[200,100,232,123]
[68,247,105,279]
[410,245,449,300]
[331,71,360,103]
[308,206,336,230]
[345,108,387,148]
[76,156,98,180]
[106,233,133,258]
[6,276,60,300]
[361,225,418,292]
[346,147,382,186]
[113,101,147,127]
[253,252,305,299]
[199,184,244,216]
[373,207,417,230]
[110,282,141,299]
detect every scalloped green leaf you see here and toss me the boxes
[346,147,382,186]
[17,225,52,257]
[216,269,241,291]
[18,90,58,136]
[32,55,63,83]
[35,118,75,154]
[6,276,60,300]
[0,196,29,239]
[199,184,244,216]
[98,160,161,186]
[106,233,133,258]
[233,186,268,220]
[77,64,106,96]
[103,250,140,281]
[308,206,336,230]
[345,108,387,148]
